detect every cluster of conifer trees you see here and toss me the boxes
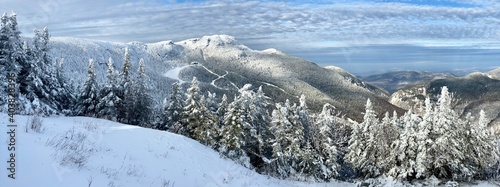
[0,12,73,115]
[347,87,499,181]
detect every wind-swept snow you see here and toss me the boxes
[0,114,354,187]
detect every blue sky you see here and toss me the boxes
[1,0,499,75]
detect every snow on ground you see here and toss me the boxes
[164,65,189,84]
[0,113,353,187]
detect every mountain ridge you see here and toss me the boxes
[49,34,403,121]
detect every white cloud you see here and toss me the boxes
[1,0,499,73]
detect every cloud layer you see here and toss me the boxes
[1,0,499,74]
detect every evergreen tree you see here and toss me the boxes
[74,59,99,117]
[269,100,310,179]
[464,110,499,179]
[220,94,248,164]
[346,99,383,177]
[163,82,183,131]
[181,77,218,146]
[131,59,153,127]
[117,47,133,123]
[311,103,341,180]
[415,97,433,178]
[388,110,420,179]
[216,94,228,125]
[432,86,464,178]
[205,91,218,113]
[96,57,121,121]
[297,94,312,144]
[0,13,23,112]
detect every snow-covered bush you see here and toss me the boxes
[25,114,44,133]
[46,127,96,168]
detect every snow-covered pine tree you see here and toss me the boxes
[0,12,24,113]
[415,97,433,179]
[0,13,14,109]
[216,94,228,126]
[387,110,420,179]
[376,112,397,174]
[130,59,153,127]
[96,57,121,121]
[74,59,99,117]
[296,94,312,145]
[269,100,309,179]
[220,93,248,164]
[464,110,499,179]
[269,102,293,178]
[163,82,184,131]
[432,86,464,179]
[346,99,382,178]
[33,27,73,114]
[248,86,272,168]
[311,103,340,180]
[205,91,218,113]
[117,47,133,123]
[181,77,218,147]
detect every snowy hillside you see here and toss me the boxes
[0,113,354,187]
[49,35,401,121]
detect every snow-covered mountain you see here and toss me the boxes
[488,67,500,80]
[0,113,354,187]
[389,72,500,130]
[361,71,456,93]
[50,35,402,121]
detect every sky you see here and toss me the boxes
[1,0,499,75]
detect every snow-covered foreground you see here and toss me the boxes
[0,114,353,187]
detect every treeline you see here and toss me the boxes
[347,87,499,181]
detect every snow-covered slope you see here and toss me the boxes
[49,35,402,121]
[0,113,353,187]
[488,67,500,80]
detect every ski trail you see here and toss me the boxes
[259,81,287,93]
[164,65,189,84]
[198,64,239,90]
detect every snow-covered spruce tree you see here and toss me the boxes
[216,94,228,126]
[162,82,184,131]
[181,77,218,146]
[0,12,25,113]
[249,86,272,169]
[219,93,248,164]
[23,27,73,115]
[432,86,465,179]
[297,94,312,144]
[463,110,499,179]
[415,97,433,179]
[117,47,133,124]
[310,103,341,180]
[269,100,312,179]
[130,59,153,127]
[74,59,99,117]
[346,99,383,178]
[387,110,421,179]
[205,91,218,114]
[219,84,271,169]
[96,58,121,121]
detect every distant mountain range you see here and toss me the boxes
[361,71,456,93]
[388,71,500,130]
[49,35,403,121]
